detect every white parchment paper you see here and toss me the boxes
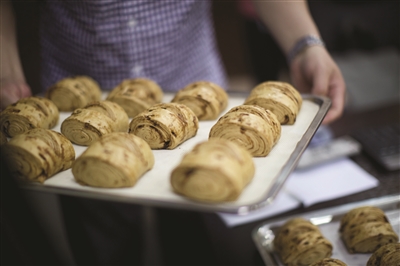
[37,93,320,212]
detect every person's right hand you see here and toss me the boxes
[0,79,32,110]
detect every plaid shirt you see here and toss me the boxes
[40,0,227,92]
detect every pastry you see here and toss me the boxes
[274,218,333,266]
[170,138,255,202]
[129,102,198,149]
[244,81,302,125]
[106,78,163,118]
[209,104,281,156]
[171,81,228,120]
[61,100,129,146]
[1,128,75,183]
[45,75,102,111]
[367,243,400,266]
[339,206,399,253]
[0,96,59,138]
[72,132,154,188]
[310,258,347,266]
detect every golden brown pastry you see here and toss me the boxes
[367,243,400,266]
[310,258,347,266]
[45,75,102,111]
[339,206,399,253]
[244,81,302,125]
[72,132,154,188]
[106,78,163,118]
[170,138,255,202]
[1,128,75,183]
[61,100,129,146]
[129,102,198,149]
[0,96,59,138]
[209,104,281,157]
[274,218,333,266]
[171,81,228,120]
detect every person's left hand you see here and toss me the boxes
[289,45,346,124]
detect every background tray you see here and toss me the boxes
[21,93,330,214]
[252,195,400,265]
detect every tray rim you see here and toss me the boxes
[252,194,400,266]
[19,93,331,214]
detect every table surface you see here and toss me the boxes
[202,101,400,265]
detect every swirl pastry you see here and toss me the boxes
[61,100,129,146]
[45,75,102,111]
[244,81,302,124]
[274,218,333,266]
[0,97,59,138]
[310,258,347,266]
[171,81,228,120]
[339,206,399,253]
[72,132,154,188]
[1,128,75,183]
[209,105,281,157]
[129,103,198,149]
[170,138,255,202]
[367,243,400,266]
[106,78,163,118]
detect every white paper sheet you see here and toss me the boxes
[285,158,379,207]
[218,158,379,227]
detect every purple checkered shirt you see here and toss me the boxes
[40,0,228,92]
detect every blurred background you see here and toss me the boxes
[13,1,400,110]
[7,0,400,264]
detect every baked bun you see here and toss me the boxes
[274,218,333,266]
[72,132,154,188]
[46,76,102,111]
[61,100,129,146]
[0,97,59,138]
[1,128,75,183]
[171,81,228,120]
[106,78,163,118]
[244,81,302,125]
[366,243,400,266]
[310,258,347,266]
[170,138,255,202]
[209,104,281,157]
[339,206,399,253]
[129,103,198,149]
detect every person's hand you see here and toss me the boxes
[0,79,32,110]
[289,46,346,124]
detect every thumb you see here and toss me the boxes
[18,83,32,98]
[311,68,329,97]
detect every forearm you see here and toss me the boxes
[1,0,25,82]
[251,0,320,57]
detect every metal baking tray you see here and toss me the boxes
[21,92,330,214]
[252,195,400,265]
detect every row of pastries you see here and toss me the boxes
[0,76,302,202]
[272,207,399,266]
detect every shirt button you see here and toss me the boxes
[131,64,143,76]
[128,18,137,28]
